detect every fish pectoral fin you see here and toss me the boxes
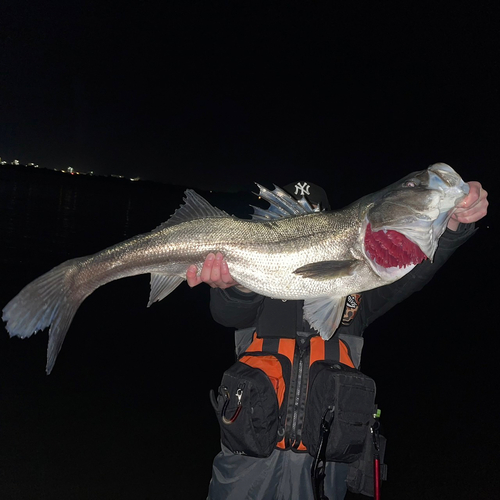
[303,296,346,340]
[148,274,185,307]
[293,260,360,280]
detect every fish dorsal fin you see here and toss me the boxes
[148,274,185,306]
[303,296,347,340]
[154,189,229,231]
[251,184,315,221]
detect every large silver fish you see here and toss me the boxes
[3,163,468,373]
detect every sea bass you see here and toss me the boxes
[3,163,468,373]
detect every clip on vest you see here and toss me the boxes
[221,386,243,424]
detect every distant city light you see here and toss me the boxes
[0,157,140,182]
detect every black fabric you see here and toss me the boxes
[302,361,377,463]
[256,298,305,338]
[346,432,387,496]
[211,352,291,458]
[262,337,280,352]
[325,337,341,361]
[210,286,265,329]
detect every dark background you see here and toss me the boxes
[1,1,498,192]
[0,1,498,499]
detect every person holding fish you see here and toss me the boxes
[2,163,488,499]
[187,174,488,500]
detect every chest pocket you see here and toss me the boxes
[210,351,291,458]
[302,360,377,463]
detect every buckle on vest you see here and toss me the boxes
[221,386,243,424]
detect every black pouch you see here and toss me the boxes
[210,352,290,458]
[302,361,376,463]
[347,429,387,496]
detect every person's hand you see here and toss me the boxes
[447,181,488,231]
[187,252,250,291]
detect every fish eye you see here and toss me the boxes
[403,179,419,188]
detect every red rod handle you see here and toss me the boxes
[374,456,381,500]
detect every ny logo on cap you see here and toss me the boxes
[294,182,310,196]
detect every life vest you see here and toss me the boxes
[239,332,355,453]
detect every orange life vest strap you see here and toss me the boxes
[246,332,354,369]
[277,338,295,364]
[309,336,325,366]
[246,333,295,364]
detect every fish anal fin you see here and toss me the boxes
[303,296,346,340]
[148,274,185,306]
[293,260,360,280]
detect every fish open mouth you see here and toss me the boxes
[364,223,427,269]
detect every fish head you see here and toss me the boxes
[361,163,469,277]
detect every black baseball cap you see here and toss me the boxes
[283,181,331,211]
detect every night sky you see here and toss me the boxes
[1,1,498,193]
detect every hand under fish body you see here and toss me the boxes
[3,163,469,373]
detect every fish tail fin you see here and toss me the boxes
[2,258,85,374]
